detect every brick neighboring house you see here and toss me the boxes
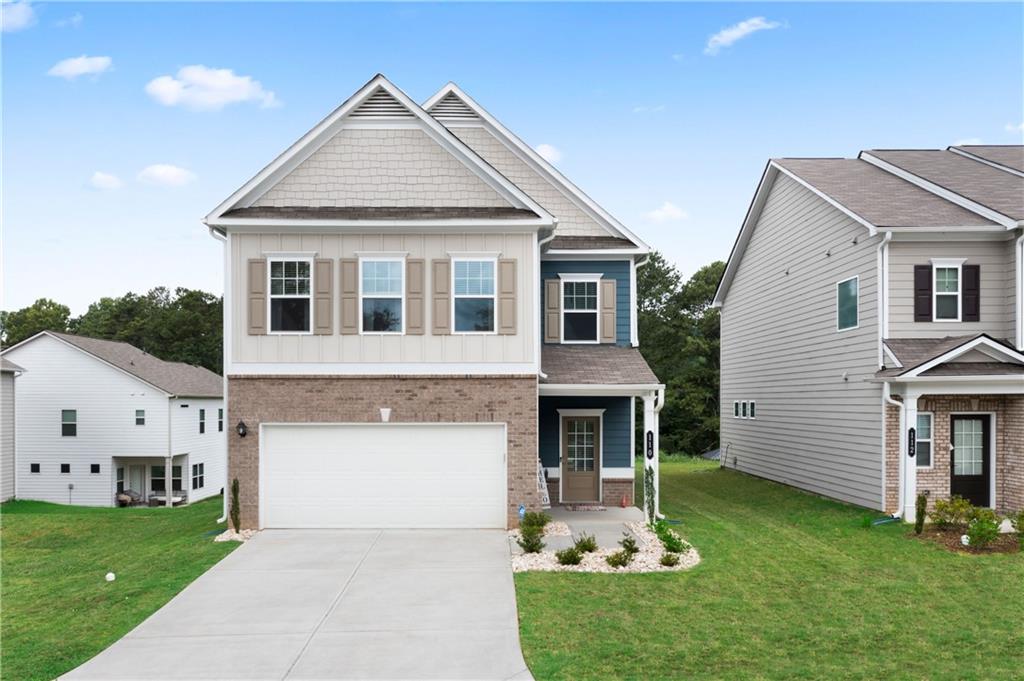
[205,75,664,530]
[714,145,1024,520]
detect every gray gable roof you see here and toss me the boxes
[951,145,1024,174]
[48,332,222,397]
[878,334,1023,378]
[541,345,660,385]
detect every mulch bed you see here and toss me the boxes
[914,528,1021,555]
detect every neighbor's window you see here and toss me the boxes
[199,408,206,434]
[837,277,859,331]
[733,401,740,418]
[749,402,757,419]
[192,463,205,490]
[61,464,70,474]
[360,259,404,333]
[116,467,125,493]
[90,464,100,474]
[453,259,496,333]
[562,280,598,342]
[151,465,183,493]
[916,413,933,468]
[218,408,224,432]
[135,409,146,426]
[61,409,77,437]
[934,266,960,321]
[269,259,312,333]
[30,463,40,474]
[741,402,748,418]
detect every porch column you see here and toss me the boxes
[903,393,920,521]
[642,391,660,522]
[165,455,173,508]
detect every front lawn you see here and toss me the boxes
[1,497,236,681]
[515,459,1024,680]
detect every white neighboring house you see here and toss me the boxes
[1,331,225,507]
[2,357,23,501]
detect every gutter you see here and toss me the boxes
[882,384,904,519]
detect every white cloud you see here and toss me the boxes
[2,1,36,32]
[145,65,280,111]
[705,17,781,56]
[644,201,689,223]
[534,143,563,163]
[1005,121,1024,133]
[953,137,982,146]
[47,55,112,80]
[671,54,685,63]
[89,171,123,191]
[138,164,196,187]
[56,12,83,28]
[632,105,666,114]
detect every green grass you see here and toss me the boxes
[515,459,1024,680]
[1,497,237,681]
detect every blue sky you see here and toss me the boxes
[3,1,1022,313]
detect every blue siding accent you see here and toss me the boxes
[541,260,631,346]
[539,396,632,471]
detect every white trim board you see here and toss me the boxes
[227,362,538,376]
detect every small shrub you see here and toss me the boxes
[619,533,640,556]
[555,547,583,565]
[605,550,632,568]
[932,496,971,530]
[1009,510,1024,534]
[967,506,998,526]
[230,478,241,531]
[660,552,680,567]
[573,533,598,553]
[517,525,545,553]
[521,511,551,531]
[654,523,690,553]
[914,493,927,535]
[966,515,1000,549]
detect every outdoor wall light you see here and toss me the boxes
[236,421,248,437]
[380,407,392,423]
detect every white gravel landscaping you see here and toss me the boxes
[214,528,258,542]
[510,521,700,573]
[509,520,571,540]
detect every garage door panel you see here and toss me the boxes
[262,424,507,529]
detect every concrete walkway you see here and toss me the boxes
[65,530,532,680]
[543,506,646,550]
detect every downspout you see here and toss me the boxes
[536,226,557,380]
[883,384,904,519]
[633,254,651,348]
[208,224,229,524]
[654,385,666,519]
[875,232,892,368]
[166,398,175,508]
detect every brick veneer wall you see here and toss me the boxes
[227,375,539,529]
[884,394,1023,514]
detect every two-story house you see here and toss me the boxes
[715,145,1023,521]
[205,75,663,530]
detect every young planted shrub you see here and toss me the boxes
[966,515,1000,549]
[914,493,928,535]
[967,506,998,526]
[660,552,680,567]
[521,511,551,531]
[555,547,583,566]
[516,524,545,553]
[931,496,972,530]
[230,478,241,532]
[654,522,690,553]
[605,550,633,568]
[619,533,640,556]
[573,533,598,553]
[1009,510,1024,534]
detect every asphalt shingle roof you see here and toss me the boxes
[878,334,1023,378]
[48,332,222,397]
[541,345,660,385]
[548,236,637,250]
[951,145,1024,174]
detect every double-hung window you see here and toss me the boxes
[116,467,125,493]
[191,463,205,490]
[218,408,224,432]
[199,408,206,434]
[453,259,496,333]
[562,278,599,343]
[360,259,404,333]
[269,259,312,333]
[916,413,933,468]
[61,409,77,437]
[135,409,145,426]
[151,465,183,493]
[933,262,961,321]
[837,276,858,331]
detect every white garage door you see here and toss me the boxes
[261,423,507,529]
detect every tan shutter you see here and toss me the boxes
[339,259,359,335]
[544,279,561,343]
[406,259,425,335]
[313,259,333,335]
[600,279,617,343]
[497,259,517,335]
[431,259,451,334]
[247,259,267,335]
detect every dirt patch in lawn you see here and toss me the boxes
[914,528,1020,555]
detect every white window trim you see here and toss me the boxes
[451,256,498,336]
[191,462,205,490]
[749,401,757,419]
[740,401,748,419]
[267,256,314,335]
[931,258,966,323]
[199,408,206,434]
[915,411,934,470]
[359,256,406,335]
[836,275,859,332]
[61,409,77,437]
[733,401,740,418]
[559,275,601,345]
[135,409,145,426]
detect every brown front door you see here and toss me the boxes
[950,415,990,507]
[561,416,600,502]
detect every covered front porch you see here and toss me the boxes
[113,454,191,507]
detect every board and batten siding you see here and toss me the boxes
[171,398,227,502]
[2,371,15,501]
[540,260,631,346]
[231,232,536,366]
[888,238,1016,340]
[4,335,171,507]
[720,173,884,510]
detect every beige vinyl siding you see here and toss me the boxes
[253,128,510,209]
[720,173,884,510]
[2,372,14,501]
[448,127,608,238]
[888,238,1015,340]
[231,232,536,365]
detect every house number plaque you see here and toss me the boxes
[646,431,654,460]
[907,427,916,458]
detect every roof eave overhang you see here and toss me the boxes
[204,216,553,232]
[539,382,664,397]
[897,335,1024,379]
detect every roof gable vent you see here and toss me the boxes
[349,87,414,118]
[429,92,479,120]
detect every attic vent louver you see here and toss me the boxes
[429,92,478,120]
[349,87,414,118]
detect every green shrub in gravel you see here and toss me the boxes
[517,524,545,553]
[573,533,598,553]
[521,512,551,531]
[605,549,632,568]
[660,552,680,567]
[619,533,640,556]
[555,547,583,565]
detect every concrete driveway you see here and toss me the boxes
[66,530,532,680]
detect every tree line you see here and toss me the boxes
[1,255,723,454]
